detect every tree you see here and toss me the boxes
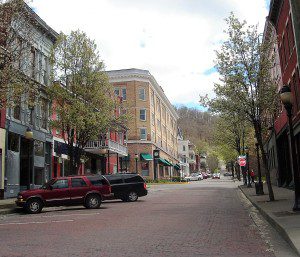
[48,30,126,174]
[0,0,43,107]
[201,13,278,201]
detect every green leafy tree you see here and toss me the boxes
[48,30,126,173]
[201,14,278,201]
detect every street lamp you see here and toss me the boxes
[245,146,251,188]
[134,153,139,174]
[25,127,33,190]
[280,85,300,211]
[254,137,264,195]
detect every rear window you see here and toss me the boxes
[124,175,144,183]
[87,176,109,186]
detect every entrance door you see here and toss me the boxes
[20,138,33,190]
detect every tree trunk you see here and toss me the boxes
[255,121,275,201]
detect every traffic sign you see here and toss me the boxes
[238,156,246,167]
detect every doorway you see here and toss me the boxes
[20,137,33,190]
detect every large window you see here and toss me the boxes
[140,128,147,140]
[13,102,21,120]
[121,88,127,100]
[139,88,146,100]
[34,141,44,157]
[140,109,146,121]
[41,98,48,129]
[8,132,19,152]
[141,162,149,176]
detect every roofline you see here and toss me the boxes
[107,68,179,120]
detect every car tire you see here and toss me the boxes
[25,198,43,214]
[127,191,138,202]
[85,194,101,209]
[120,196,127,202]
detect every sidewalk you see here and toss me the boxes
[0,198,17,215]
[238,182,300,256]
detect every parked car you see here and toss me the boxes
[184,173,203,182]
[201,172,208,179]
[212,173,221,179]
[103,173,147,202]
[16,175,111,214]
[224,171,232,176]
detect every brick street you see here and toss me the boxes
[0,178,296,257]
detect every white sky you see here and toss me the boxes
[30,0,269,109]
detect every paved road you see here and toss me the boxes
[0,177,297,257]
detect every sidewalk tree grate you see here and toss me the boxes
[273,211,300,217]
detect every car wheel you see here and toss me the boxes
[25,198,43,214]
[85,194,101,209]
[127,191,138,202]
[120,196,127,202]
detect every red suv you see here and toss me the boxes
[16,175,111,214]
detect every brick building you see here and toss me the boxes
[265,0,300,186]
[108,69,180,179]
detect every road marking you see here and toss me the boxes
[0,219,74,226]
[41,212,101,218]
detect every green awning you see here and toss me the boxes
[158,158,168,166]
[174,164,181,170]
[164,159,172,166]
[140,153,153,161]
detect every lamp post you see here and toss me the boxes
[245,146,251,188]
[255,137,264,195]
[280,85,300,211]
[25,127,33,190]
[134,153,139,174]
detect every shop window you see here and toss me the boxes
[141,162,149,176]
[159,165,164,177]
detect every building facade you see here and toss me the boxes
[1,3,58,198]
[108,69,180,180]
[266,0,300,186]
[178,139,190,177]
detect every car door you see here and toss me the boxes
[107,175,124,198]
[69,177,90,204]
[43,179,70,207]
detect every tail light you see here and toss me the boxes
[143,183,147,190]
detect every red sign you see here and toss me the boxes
[238,156,246,167]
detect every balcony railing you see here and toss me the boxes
[85,139,128,156]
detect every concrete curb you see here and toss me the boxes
[0,208,18,215]
[238,185,300,256]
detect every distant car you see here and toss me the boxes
[212,173,221,179]
[16,175,111,214]
[103,173,147,202]
[201,172,208,179]
[184,173,203,182]
[224,171,232,176]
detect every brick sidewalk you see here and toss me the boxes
[238,182,300,256]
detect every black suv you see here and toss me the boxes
[103,173,147,202]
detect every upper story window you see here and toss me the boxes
[121,88,127,100]
[140,128,147,140]
[13,102,21,120]
[151,113,155,125]
[40,98,48,129]
[156,97,160,112]
[139,88,146,100]
[140,109,146,121]
[34,140,44,157]
[151,90,154,106]
[157,119,161,130]
[114,88,120,97]
[183,145,186,151]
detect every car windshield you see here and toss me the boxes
[40,179,55,189]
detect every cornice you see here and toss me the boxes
[107,69,179,120]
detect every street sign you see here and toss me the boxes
[238,156,246,167]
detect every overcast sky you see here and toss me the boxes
[30,0,269,109]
